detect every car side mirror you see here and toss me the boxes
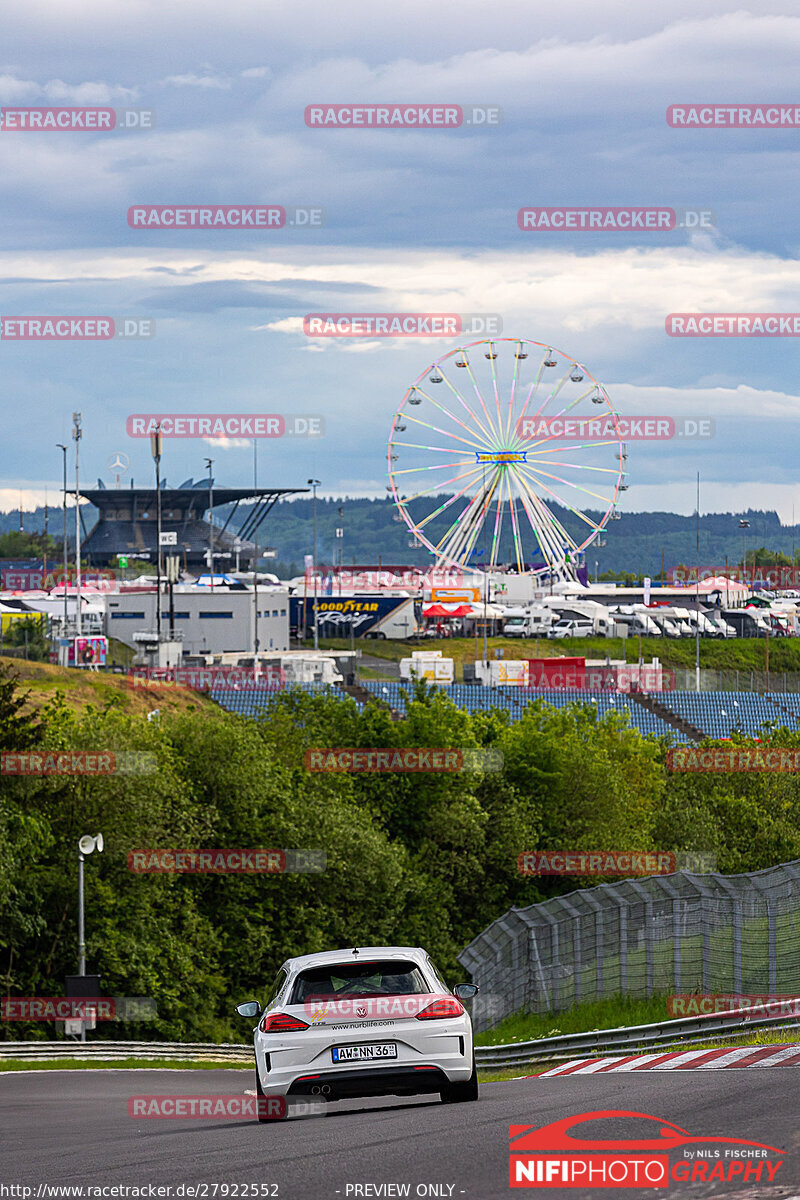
[453,983,479,1000]
[236,1000,261,1018]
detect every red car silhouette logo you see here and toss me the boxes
[510,1110,783,1154]
[509,1111,784,1188]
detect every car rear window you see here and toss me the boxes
[289,959,430,1004]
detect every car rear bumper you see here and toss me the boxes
[286,1065,449,1100]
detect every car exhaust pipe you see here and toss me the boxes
[321,1085,331,1094]
[310,1086,321,1095]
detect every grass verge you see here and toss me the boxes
[0,1057,253,1071]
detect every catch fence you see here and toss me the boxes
[459,860,800,1031]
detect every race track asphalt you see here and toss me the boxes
[2,1067,799,1199]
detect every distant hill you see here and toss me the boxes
[4,496,797,578]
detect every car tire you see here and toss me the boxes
[440,1056,479,1103]
[255,1067,273,1124]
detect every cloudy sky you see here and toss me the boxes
[1,1,799,526]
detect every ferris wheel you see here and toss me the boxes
[387,338,627,575]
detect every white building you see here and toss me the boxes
[106,586,289,655]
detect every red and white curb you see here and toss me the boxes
[539,1044,800,1075]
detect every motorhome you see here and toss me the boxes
[502,607,557,637]
[646,610,682,638]
[667,606,717,638]
[540,597,615,636]
[703,612,737,639]
[611,606,662,637]
[721,608,770,638]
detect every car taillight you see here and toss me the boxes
[415,997,464,1020]
[260,1012,309,1033]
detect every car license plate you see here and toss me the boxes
[331,1042,398,1063]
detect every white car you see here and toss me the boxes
[236,945,479,1120]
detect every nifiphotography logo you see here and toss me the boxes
[509,1110,784,1188]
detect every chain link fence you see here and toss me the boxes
[459,861,800,1031]
[671,668,800,694]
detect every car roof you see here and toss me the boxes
[279,946,430,974]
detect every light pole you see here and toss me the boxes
[739,519,750,592]
[204,458,214,593]
[695,472,700,693]
[151,425,162,640]
[72,413,82,638]
[336,506,344,595]
[77,832,104,1043]
[253,440,259,672]
[56,444,68,637]
[308,479,320,649]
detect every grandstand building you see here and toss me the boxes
[70,477,307,571]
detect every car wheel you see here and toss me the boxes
[440,1056,479,1103]
[255,1067,273,1124]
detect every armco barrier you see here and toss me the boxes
[0,1041,253,1062]
[473,999,800,1068]
[1,1000,799,1068]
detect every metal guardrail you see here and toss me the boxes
[0,1042,253,1063]
[2,1002,800,1068]
[473,1001,800,1068]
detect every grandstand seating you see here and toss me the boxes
[209,681,800,743]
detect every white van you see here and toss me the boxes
[548,618,594,640]
[503,608,556,637]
